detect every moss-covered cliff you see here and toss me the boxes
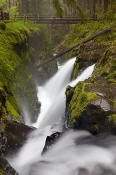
[0,21,53,123]
[0,21,54,174]
[64,21,116,135]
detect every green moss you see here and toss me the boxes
[108,114,116,126]
[108,71,116,79]
[100,49,112,66]
[57,20,115,55]
[101,71,109,77]
[6,100,19,120]
[69,82,98,124]
[0,21,52,120]
[107,79,116,84]
[72,57,79,80]
[0,169,3,175]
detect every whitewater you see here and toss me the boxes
[8,58,116,175]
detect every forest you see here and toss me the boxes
[0,0,116,175]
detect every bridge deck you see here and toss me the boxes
[0,15,96,24]
[12,16,96,24]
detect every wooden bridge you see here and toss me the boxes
[1,15,96,24]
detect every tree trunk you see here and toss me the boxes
[18,0,22,15]
[9,0,11,8]
[102,0,109,13]
[37,24,114,69]
[89,0,96,18]
[97,0,102,6]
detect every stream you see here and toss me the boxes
[8,58,116,175]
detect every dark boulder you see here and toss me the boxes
[72,104,112,135]
[43,132,61,153]
[4,121,33,155]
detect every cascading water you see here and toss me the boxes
[33,58,76,129]
[33,58,95,129]
[8,58,116,175]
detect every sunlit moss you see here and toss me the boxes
[69,82,98,124]
[0,21,44,120]
[6,100,19,120]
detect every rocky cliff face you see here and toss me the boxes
[0,88,33,175]
[65,28,116,135]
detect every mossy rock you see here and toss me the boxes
[108,114,116,126]
[0,89,7,130]
[0,22,6,30]
[65,82,99,126]
[72,57,79,80]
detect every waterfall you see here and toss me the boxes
[33,57,76,129]
[33,59,95,129]
[8,58,105,175]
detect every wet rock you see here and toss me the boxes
[91,98,110,111]
[43,132,61,153]
[0,132,19,175]
[0,120,32,175]
[72,42,107,76]
[65,45,116,135]
[72,104,111,135]
[0,154,18,175]
[4,121,33,155]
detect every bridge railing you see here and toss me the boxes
[0,15,97,24]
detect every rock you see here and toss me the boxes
[0,154,18,175]
[72,104,111,135]
[4,121,33,155]
[91,98,110,111]
[0,120,33,175]
[42,132,61,153]
[72,42,107,79]
[0,130,19,175]
[65,45,116,135]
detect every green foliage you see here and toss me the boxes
[107,71,116,79]
[100,49,112,66]
[0,21,53,120]
[0,0,6,8]
[63,21,115,48]
[53,0,63,17]
[0,21,42,120]
[63,0,84,18]
[10,6,19,19]
[52,0,84,18]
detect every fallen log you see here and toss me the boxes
[37,24,115,68]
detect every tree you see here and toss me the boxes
[89,0,96,18]
[0,0,6,8]
[53,0,84,18]
[102,0,109,13]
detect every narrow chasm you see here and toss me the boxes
[0,1,116,175]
